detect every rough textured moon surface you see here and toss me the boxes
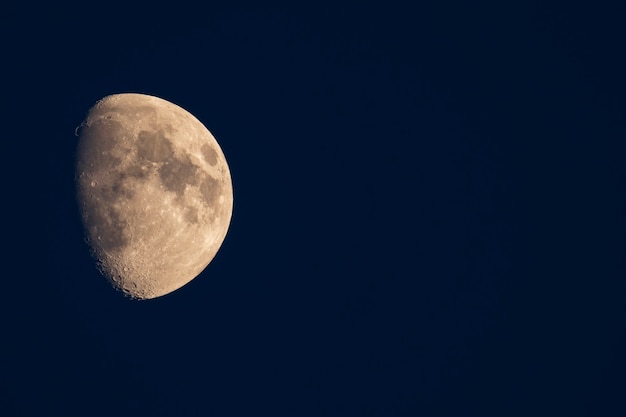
[75,93,233,300]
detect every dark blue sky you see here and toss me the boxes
[4,2,626,416]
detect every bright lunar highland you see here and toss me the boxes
[75,93,233,300]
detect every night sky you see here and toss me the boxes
[4,2,626,416]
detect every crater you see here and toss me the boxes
[201,144,218,166]
[159,155,199,197]
[137,130,173,162]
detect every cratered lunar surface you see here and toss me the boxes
[75,93,233,300]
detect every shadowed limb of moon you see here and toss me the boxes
[75,93,233,300]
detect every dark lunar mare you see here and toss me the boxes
[159,153,200,198]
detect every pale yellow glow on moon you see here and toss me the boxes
[76,93,233,299]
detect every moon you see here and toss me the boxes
[75,93,233,300]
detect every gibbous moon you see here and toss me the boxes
[75,93,233,300]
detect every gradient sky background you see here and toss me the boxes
[3,1,626,416]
